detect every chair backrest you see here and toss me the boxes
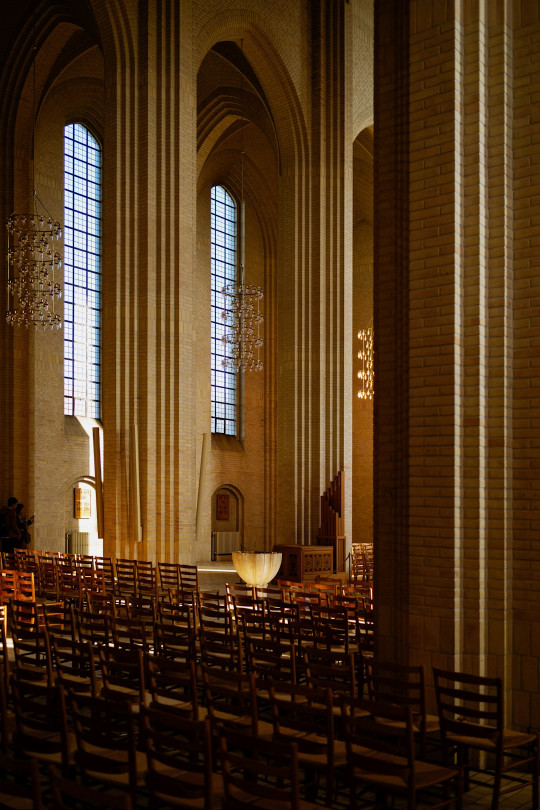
[144,652,199,720]
[218,725,301,810]
[99,646,145,705]
[368,660,427,720]
[202,664,258,734]
[48,764,132,809]
[52,637,99,699]
[179,563,198,592]
[157,561,181,591]
[70,692,140,803]
[247,637,297,686]
[11,676,71,775]
[341,695,415,777]
[304,647,357,699]
[11,626,54,685]
[142,708,212,809]
[0,753,43,810]
[268,682,335,745]
[433,667,503,743]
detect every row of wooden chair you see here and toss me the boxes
[351,540,373,582]
[0,644,460,810]
[1,586,538,810]
[0,556,199,603]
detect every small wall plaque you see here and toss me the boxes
[74,487,91,519]
[216,493,229,521]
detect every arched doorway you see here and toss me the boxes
[210,484,243,559]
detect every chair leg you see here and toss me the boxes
[491,749,503,810]
[533,736,539,810]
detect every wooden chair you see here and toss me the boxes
[11,676,75,776]
[76,554,95,571]
[157,561,181,596]
[0,754,44,810]
[94,556,115,593]
[202,664,259,736]
[115,559,137,596]
[136,559,157,598]
[434,667,539,809]
[9,597,41,631]
[52,637,100,699]
[218,724,333,810]
[179,563,199,597]
[0,643,11,756]
[48,765,132,810]
[200,624,242,673]
[42,601,76,643]
[11,626,54,685]
[197,592,232,636]
[153,619,196,662]
[75,607,113,651]
[81,568,106,606]
[157,598,195,628]
[14,571,36,602]
[57,566,84,609]
[367,660,439,759]
[247,636,297,687]
[142,707,216,809]
[303,647,357,704]
[99,645,146,707]
[37,556,59,601]
[267,682,346,805]
[0,553,16,571]
[111,613,153,652]
[341,695,461,809]
[144,652,199,720]
[70,692,147,807]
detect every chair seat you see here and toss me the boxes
[351,747,459,792]
[226,784,334,810]
[275,729,347,765]
[447,726,537,752]
[83,747,147,786]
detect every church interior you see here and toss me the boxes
[1,0,540,806]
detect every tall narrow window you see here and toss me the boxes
[211,185,237,435]
[63,123,102,418]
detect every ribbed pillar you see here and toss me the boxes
[277,0,352,546]
[102,0,196,561]
[375,0,537,728]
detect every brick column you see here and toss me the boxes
[277,0,353,547]
[376,0,540,728]
[102,0,197,562]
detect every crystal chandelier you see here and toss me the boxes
[221,273,263,372]
[6,194,62,329]
[220,39,263,372]
[357,326,374,400]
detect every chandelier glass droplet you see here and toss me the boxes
[357,326,374,400]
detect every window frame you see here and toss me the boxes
[210,184,239,437]
[63,121,102,420]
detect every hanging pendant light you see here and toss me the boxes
[220,39,263,372]
[5,41,62,330]
[357,325,374,400]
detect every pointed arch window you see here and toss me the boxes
[211,185,237,435]
[63,123,102,418]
